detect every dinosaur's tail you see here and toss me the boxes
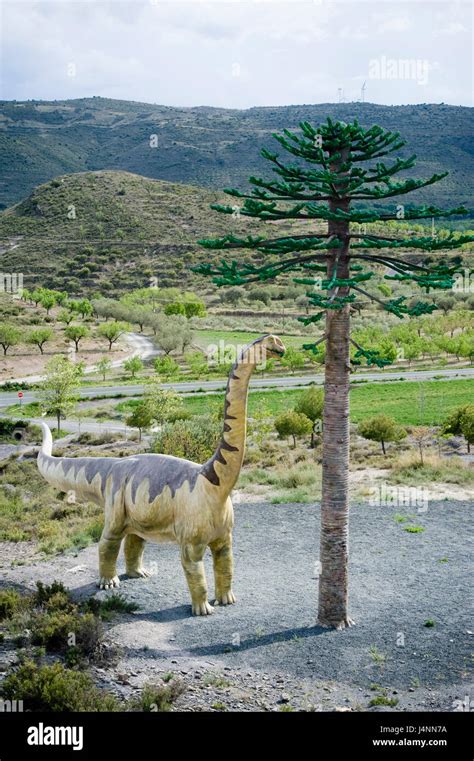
[39,420,53,456]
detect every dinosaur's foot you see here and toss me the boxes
[192,600,214,616]
[126,567,152,579]
[98,575,120,590]
[215,590,236,606]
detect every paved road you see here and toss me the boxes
[1,365,473,410]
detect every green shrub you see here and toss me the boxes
[33,581,73,610]
[0,660,120,712]
[128,679,186,712]
[0,588,27,620]
[83,594,138,620]
[153,416,220,462]
[30,609,102,658]
[369,695,399,707]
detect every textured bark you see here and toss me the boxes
[317,146,354,629]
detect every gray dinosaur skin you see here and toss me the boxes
[37,334,286,615]
[38,451,202,505]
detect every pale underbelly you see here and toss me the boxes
[129,527,178,544]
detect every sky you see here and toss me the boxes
[1,0,472,108]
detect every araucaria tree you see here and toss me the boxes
[195,119,473,629]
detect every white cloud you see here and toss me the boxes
[0,0,471,107]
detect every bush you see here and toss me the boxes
[128,679,186,712]
[153,416,220,462]
[274,410,312,448]
[29,608,103,658]
[442,404,474,453]
[83,593,138,620]
[0,589,27,620]
[33,581,73,610]
[0,660,120,712]
[294,387,324,447]
[358,414,407,455]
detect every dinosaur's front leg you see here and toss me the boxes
[180,543,213,616]
[210,534,236,606]
[98,533,122,589]
[124,534,152,578]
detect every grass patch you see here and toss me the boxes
[0,460,103,555]
[369,645,387,665]
[389,452,474,487]
[369,695,399,707]
[203,673,231,689]
[84,593,139,620]
[403,526,425,534]
[128,679,186,712]
[180,379,474,426]
[0,659,121,712]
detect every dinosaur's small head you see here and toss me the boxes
[258,334,286,359]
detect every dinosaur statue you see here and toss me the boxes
[37,334,285,615]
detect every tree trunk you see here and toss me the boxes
[381,440,386,455]
[56,411,61,432]
[317,149,354,629]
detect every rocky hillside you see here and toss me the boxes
[1,98,472,211]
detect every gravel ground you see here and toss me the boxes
[1,500,472,712]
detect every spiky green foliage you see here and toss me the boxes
[195,118,473,364]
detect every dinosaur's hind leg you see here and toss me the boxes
[124,534,152,578]
[181,543,213,616]
[210,534,236,606]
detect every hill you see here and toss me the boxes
[0,170,284,294]
[0,98,473,211]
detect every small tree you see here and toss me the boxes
[443,404,474,453]
[39,356,83,431]
[123,356,144,379]
[58,309,75,326]
[98,321,129,351]
[359,414,407,455]
[77,299,93,320]
[27,328,53,355]
[275,410,312,448]
[411,426,432,465]
[153,416,220,461]
[185,351,208,377]
[219,286,245,306]
[126,402,153,442]
[183,301,206,318]
[164,302,186,316]
[0,324,21,355]
[281,346,306,374]
[39,292,56,316]
[97,356,112,382]
[143,381,184,425]
[64,325,90,351]
[154,355,180,378]
[295,386,324,447]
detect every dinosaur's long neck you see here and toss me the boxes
[201,350,255,498]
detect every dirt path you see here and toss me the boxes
[1,500,472,712]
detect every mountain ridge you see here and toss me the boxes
[1,97,472,211]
